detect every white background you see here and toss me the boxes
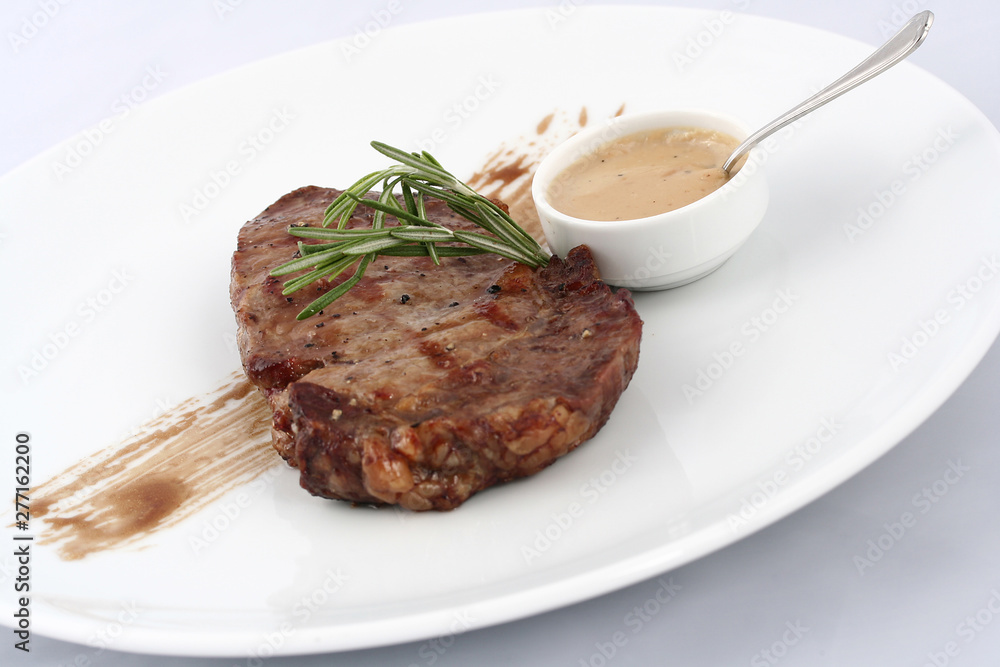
[2,1,998,665]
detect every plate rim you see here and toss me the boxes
[5,4,1000,656]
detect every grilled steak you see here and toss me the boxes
[230,186,642,510]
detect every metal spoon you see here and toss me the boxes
[722,10,934,174]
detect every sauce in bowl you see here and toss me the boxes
[532,109,769,290]
[547,127,740,221]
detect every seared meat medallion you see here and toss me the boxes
[230,186,642,510]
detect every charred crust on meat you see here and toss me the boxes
[230,186,643,511]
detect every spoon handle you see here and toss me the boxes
[722,10,934,174]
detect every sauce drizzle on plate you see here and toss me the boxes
[32,373,279,561]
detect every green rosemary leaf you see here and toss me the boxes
[416,193,440,265]
[281,254,358,294]
[370,142,455,184]
[295,255,372,320]
[377,245,490,257]
[289,226,393,240]
[389,227,455,242]
[339,236,410,256]
[373,175,408,229]
[452,230,539,266]
[420,150,445,169]
[401,181,418,216]
[346,193,444,228]
[299,241,340,256]
[322,169,390,227]
[271,245,350,276]
[403,180,469,209]
[274,141,551,318]
[473,200,546,262]
[480,198,539,249]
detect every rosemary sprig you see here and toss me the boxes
[270,141,550,320]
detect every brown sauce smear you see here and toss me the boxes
[33,372,278,560]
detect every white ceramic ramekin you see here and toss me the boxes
[532,109,770,290]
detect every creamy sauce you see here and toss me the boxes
[32,372,279,560]
[547,126,739,221]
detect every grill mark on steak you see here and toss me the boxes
[231,185,642,510]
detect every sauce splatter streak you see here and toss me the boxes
[33,373,278,561]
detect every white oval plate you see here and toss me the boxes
[2,6,1000,657]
